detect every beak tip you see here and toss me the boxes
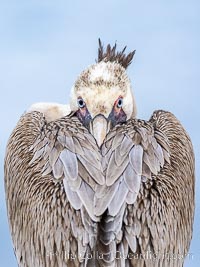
[89,114,110,146]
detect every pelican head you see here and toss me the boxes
[70,40,136,146]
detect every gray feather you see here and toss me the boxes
[125,232,137,253]
[78,155,105,185]
[59,149,78,180]
[49,147,60,167]
[94,182,119,216]
[111,133,124,151]
[108,180,129,216]
[64,135,75,153]
[120,136,133,156]
[123,164,141,194]
[143,151,158,175]
[52,158,63,179]
[63,179,82,210]
[114,147,128,166]
[77,182,99,222]
[129,145,143,175]
[67,175,82,191]
[73,137,84,156]
[29,147,44,164]
[106,152,129,186]
[154,143,165,166]
[42,162,52,176]
[126,190,138,204]
[82,147,101,169]
[142,162,152,179]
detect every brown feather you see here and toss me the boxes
[97,38,136,69]
[4,90,194,267]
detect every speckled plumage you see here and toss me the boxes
[4,41,195,267]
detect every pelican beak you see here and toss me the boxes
[89,115,111,147]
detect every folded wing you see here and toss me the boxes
[27,111,105,264]
[95,116,170,266]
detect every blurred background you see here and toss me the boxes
[0,0,199,266]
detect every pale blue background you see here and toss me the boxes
[0,0,199,266]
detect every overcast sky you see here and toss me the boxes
[0,1,199,266]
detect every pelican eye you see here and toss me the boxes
[117,98,123,108]
[77,98,85,108]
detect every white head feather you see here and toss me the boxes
[70,61,137,120]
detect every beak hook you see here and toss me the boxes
[89,115,111,147]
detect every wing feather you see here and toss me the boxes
[108,179,129,216]
[106,151,129,186]
[129,145,143,175]
[119,135,134,156]
[29,113,103,229]
[78,155,105,185]
[52,158,63,179]
[67,174,82,191]
[111,133,124,151]
[94,182,119,216]
[59,149,78,180]
[101,119,168,218]
[123,164,141,194]
[63,177,82,210]
[97,116,169,264]
[72,137,84,155]
[77,182,98,222]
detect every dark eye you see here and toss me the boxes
[77,98,85,108]
[117,98,123,108]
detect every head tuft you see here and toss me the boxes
[70,40,137,120]
[97,38,136,69]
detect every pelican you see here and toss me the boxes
[4,40,195,267]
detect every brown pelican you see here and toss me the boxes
[4,40,195,267]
